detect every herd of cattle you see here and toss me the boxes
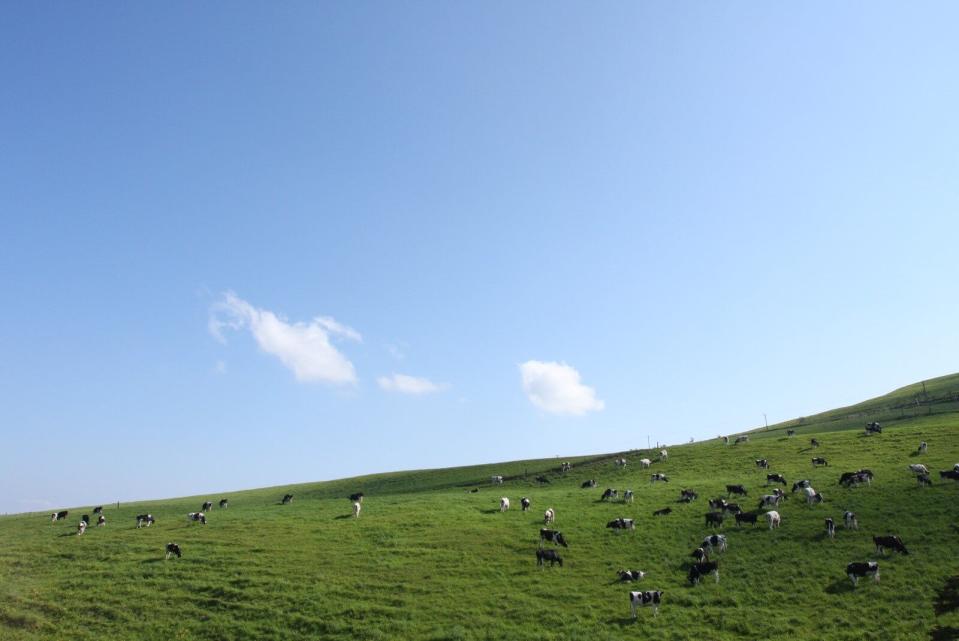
[48,424,955,621]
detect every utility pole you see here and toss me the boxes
[647,435,650,450]
[763,413,768,430]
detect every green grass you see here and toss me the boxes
[2,412,959,639]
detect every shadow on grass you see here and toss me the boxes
[824,578,854,594]
[478,508,500,515]
[333,514,353,520]
[605,617,637,626]
[141,558,164,564]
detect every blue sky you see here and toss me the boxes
[2,3,958,514]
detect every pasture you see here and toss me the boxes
[1,417,958,640]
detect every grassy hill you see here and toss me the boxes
[2,388,959,640]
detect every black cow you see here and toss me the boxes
[688,561,719,584]
[680,489,698,502]
[136,514,154,528]
[607,518,636,531]
[581,479,596,489]
[536,549,563,567]
[51,510,68,522]
[939,470,959,481]
[847,561,879,587]
[705,512,724,527]
[653,507,672,516]
[630,591,663,618]
[92,506,103,514]
[618,569,646,582]
[281,494,294,504]
[350,493,364,503]
[766,474,787,486]
[539,528,569,548]
[874,535,909,555]
[219,499,229,508]
[601,488,618,501]
[735,511,759,526]
[726,484,747,497]
[825,517,836,539]
[755,459,769,469]
[165,543,182,560]
[521,497,531,511]
[812,457,828,467]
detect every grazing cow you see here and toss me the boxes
[722,503,743,514]
[97,515,106,527]
[839,470,872,487]
[726,484,747,497]
[136,514,155,528]
[630,590,663,618]
[499,497,510,512]
[811,438,820,448]
[705,512,725,528]
[201,501,213,512]
[581,479,597,489]
[535,476,550,484]
[688,561,720,584]
[521,497,531,511]
[758,494,782,509]
[187,512,207,524]
[786,429,796,437]
[544,508,555,525]
[764,510,781,529]
[650,473,669,483]
[691,547,709,562]
[92,506,103,514]
[536,549,563,567]
[352,501,361,518]
[539,529,569,548]
[623,490,634,504]
[165,543,182,560]
[601,488,618,501]
[908,464,929,475]
[792,479,812,492]
[735,511,759,526]
[843,511,858,530]
[918,441,927,454]
[917,473,933,487]
[77,521,87,536]
[702,534,727,552]
[281,494,294,504]
[618,569,646,582]
[766,474,787,486]
[735,436,749,444]
[865,422,882,435]
[560,462,571,472]
[639,458,652,469]
[756,459,769,469]
[825,517,836,539]
[491,475,504,485]
[803,487,823,505]
[680,489,698,502]
[653,507,672,516]
[812,457,828,467]
[51,510,68,522]
[219,499,228,509]
[708,498,727,511]
[349,493,364,503]
[939,470,959,481]
[607,518,636,531]
[874,535,909,555]
[659,449,668,461]
[847,562,879,587]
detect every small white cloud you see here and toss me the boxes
[377,373,447,395]
[519,360,604,416]
[209,291,360,385]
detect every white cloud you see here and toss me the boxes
[209,291,360,385]
[377,373,447,395]
[519,360,604,416]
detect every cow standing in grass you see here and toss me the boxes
[630,591,663,618]
[352,502,361,518]
[847,562,879,587]
[544,508,555,525]
[165,543,182,560]
[520,497,531,511]
[764,511,781,529]
[499,497,510,512]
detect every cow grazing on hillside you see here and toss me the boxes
[499,497,510,512]
[764,511,781,529]
[908,464,929,475]
[766,474,787,486]
[539,529,569,548]
[839,470,872,487]
[618,569,646,582]
[639,458,651,469]
[918,441,927,454]
[607,518,636,531]
[136,514,154,528]
[51,511,68,522]
[650,473,669,483]
[825,518,836,539]
[219,499,228,508]
[581,479,596,489]
[544,508,555,525]
[281,494,294,504]
[77,521,86,536]
[735,511,759,526]
[680,489,698,502]
[536,549,563,567]
[812,457,828,467]
[726,484,747,497]
[702,534,727,552]
[92,506,103,514]
[755,459,769,469]
[792,479,812,492]
[843,511,858,530]
[187,512,206,524]
[758,494,782,509]
[865,422,882,435]
[97,515,106,527]
[601,488,618,501]
[803,487,823,505]
[688,561,719,584]
[623,490,634,504]
[847,562,879,587]
[521,497,531,511]
[165,543,182,560]
[201,501,213,512]
[874,535,909,555]
[491,475,504,485]
[705,512,725,528]
[352,502,361,518]
[630,590,663,618]
[653,507,672,516]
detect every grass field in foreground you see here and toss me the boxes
[1,417,958,640]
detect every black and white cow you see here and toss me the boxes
[630,591,663,618]
[607,518,636,531]
[491,475,504,485]
[653,507,672,516]
[281,494,294,504]
[650,473,669,483]
[581,479,596,489]
[618,569,646,582]
[917,441,927,454]
[536,549,563,567]
[560,462,572,472]
[691,547,709,562]
[219,499,228,509]
[865,422,882,435]
[722,503,743,514]
[623,490,634,504]
[825,517,836,539]
[758,494,782,509]
[92,506,103,514]
[874,535,909,555]
[708,498,727,511]
[51,510,68,522]
[77,521,87,536]
[803,487,823,505]
[705,512,725,528]
[735,511,759,526]
[840,471,872,487]
[917,473,933,487]
[136,514,154,528]
[601,488,618,501]
[680,489,698,502]
[165,543,182,560]
[792,479,812,492]
[811,457,828,467]
[539,528,569,548]
[688,561,719,584]
[726,484,747,497]
[939,470,959,481]
[97,515,106,527]
[202,501,213,512]
[766,474,787,486]
[847,562,879,587]
[755,459,769,469]
[702,534,727,552]
[187,512,207,524]
[521,497,531,511]
[544,508,555,525]
[843,511,858,530]
[349,493,364,503]
[908,464,929,475]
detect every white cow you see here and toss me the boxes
[764,510,781,529]
[843,511,858,530]
[639,458,651,469]
[544,508,555,525]
[659,449,668,461]
[803,487,823,505]
[908,464,929,475]
[352,501,361,518]
[500,497,510,512]
[491,475,504,485]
